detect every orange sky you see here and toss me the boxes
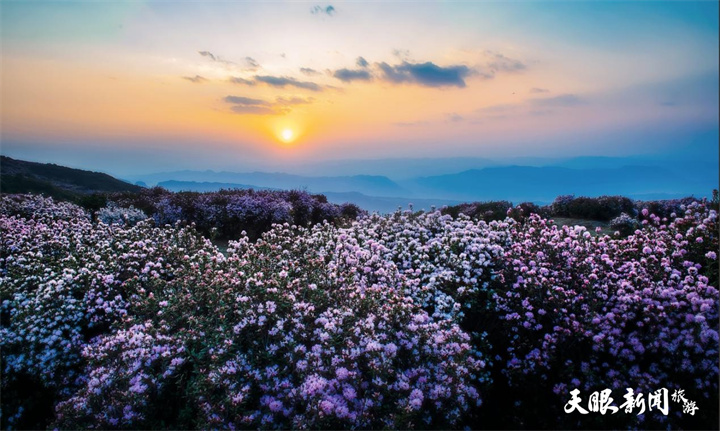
[1,1,718,174]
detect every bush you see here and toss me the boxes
[484,203,719,429]
[609,212,640,236]
[442,201,513,222]
[108,188,366,240]
[549,195,636,221]
[637,197,702,220]
[2,194,717,429]
[95,203,148,226]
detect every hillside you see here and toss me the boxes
[0,156,143,198]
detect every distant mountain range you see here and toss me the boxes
[158,180,278,193]
[128,171,409,198]
[2,155,716,213]
[126,155,716,209]
[404,165,701,202]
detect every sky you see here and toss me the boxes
[1,0,718,176]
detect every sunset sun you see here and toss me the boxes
[280,129,294,143]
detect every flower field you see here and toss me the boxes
[1,193,718,429]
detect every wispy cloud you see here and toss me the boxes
[245,57,260,70]
[183,75,208,83]
[224,94,315,115]
[446,113,464,122]
[530,87,549,94]
[356,56,369,68]
[333,68,372,82]
[379,61,472,88]
[198,50,234,66]
[228,76,256,86]
[392,49,411,60]
[229,105,278,115]
[530,94,585,107]
[198,50,217,61]
[311,5,336,16]
[393,120,429,127]
[224,96,270,106]
[224,95,282,115]
[276,96,314,105]
[475,94,586,119]
[486,51,526,73]
[476,103,519,114]
[300,67,320,76]
[255,75,323,91]
[228,74,323,91]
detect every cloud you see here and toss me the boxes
[311,5,335,15]
[245,57,260,70]
[276,96,314,105]
[224,95,284,115]
[530,87,549,94]
[255,75,322,91]
[393,120,429,127]
[228,74,323,91]
[530,94,585,107]
[476,103,519,114]
[356,56,369,68]
[474,70,495,80]
[223,96,270,106]
[223,94,313,115]
[300,67,320,76]
[229,105,278,115]
[486,52,526,73]
[198,51,216,61]
[333,68,372,82]
[229,76,256,86]
[198,50,234,65]
[183,75,208,83]
[392,49,411,60]
[476,96,584,117]
[379,61,472,88]
[446,113,464,122]
[378,62,409,83]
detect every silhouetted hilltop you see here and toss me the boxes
[0,156,143,197]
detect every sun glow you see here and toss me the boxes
[280,128,294,143]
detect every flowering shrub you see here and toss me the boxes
[442,200,513,221]
[109,188,365,240]
[1,195,223,428]
[1,196,480,429]
[549,195,637,221]
[95,202,148,226]
[485,202,719,428]
[636,197,703,220]
[1,193,717,429]
[609,212,640,236]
